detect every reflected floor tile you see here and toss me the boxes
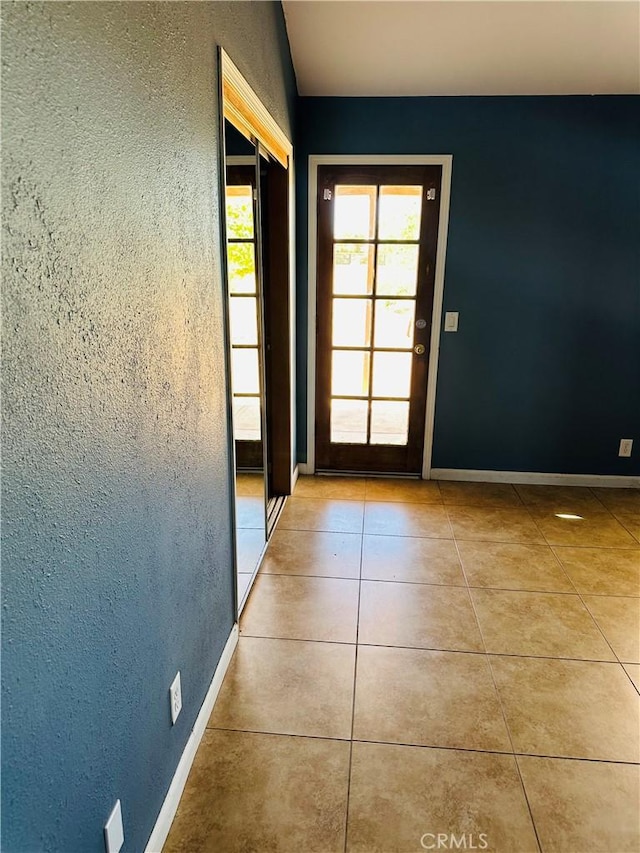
[261,529,362,579]
[235,473,265,497]
[518,755,640,853]
[164,729,350,853]
[624,664,640,691]
[491,656,640,762]
[364,502,452,539]
[365,478,442,504]
[439,480,522,508]
[347,742,538,853]
[236,528,265,574]
[591,487,640,514]
[361,535,464,585]
[447,506,544,544]
[240,575,359,643]
[278,497,364,533]
[457,540,574,592]
[209,637,355,739]
[515,483,605,513]
[583,595,640,663]
[237,573,253,603]
[552,547,640,596]
[236,495,265,530]
[294,475,366,500]
[353,646,511,751]
[359,581,483,652]
[531,508,638,548]
[470,588,615,660]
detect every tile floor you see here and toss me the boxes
[165,478,640,853]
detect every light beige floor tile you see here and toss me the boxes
[278,497,364,533]
[491,656,640,762]
[439,480,523,508]
[531,508,638,548]
[552,547,640,596]
[294,475,366,500]
[515,483,604,512]
[615,512,640,543]
[240,575,359,643]
[164,729,350,853]
[260,529,361,579]
[624,664,640,691]
[457,540,574,592]
[447,506,545,544]
[583,595,640,663]
[518,755,640,853]
[365,477,442,504]
[235,473,265,497]
[209,637,355,739]
[353,646,511,751]
[361,535,464,585]
[359,581,483,652]
[591,487,640,514]
[347,742,538,853]
[364,502,452,538]
[470,589,615,660]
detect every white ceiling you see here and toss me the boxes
[282,1,640,96]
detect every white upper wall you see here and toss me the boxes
[283,0,640,96]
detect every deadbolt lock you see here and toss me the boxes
[414,344,426,355]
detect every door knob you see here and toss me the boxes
[414,344,426,355]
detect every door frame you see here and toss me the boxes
[304,155,453,479]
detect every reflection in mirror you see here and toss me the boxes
[220,48,293,617]
[224,119,267,608]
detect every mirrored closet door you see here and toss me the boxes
[219,50,293,614]
[223,122,267,606]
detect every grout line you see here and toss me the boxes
[204,727,640,766]
[279,517,640,549]
[343,531,365,853]
[621,664,640,695]
[545,545,632,670]
[451,535,544,853]
[612,512,640,544]
[236,632,632,666]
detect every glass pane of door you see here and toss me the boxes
[326,180,424,448]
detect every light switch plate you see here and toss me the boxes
[444,311,459,332]
[104,800,124,853]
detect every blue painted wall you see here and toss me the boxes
[296,96,640,475]
[1,2,295,851]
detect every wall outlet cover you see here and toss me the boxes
[618,438,633,457]
[104,800,124,853]
[170,671,182,725]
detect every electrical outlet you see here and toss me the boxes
[170,671,182,725]
[619,438,633,458]
[104,800,124,853]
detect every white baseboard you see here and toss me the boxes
[144,623,239,853]
[430,468,640,488]
[291,464,300,490]
[297,462,314,476]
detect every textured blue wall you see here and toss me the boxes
[1,2,295,852]
[296,96,640,475]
